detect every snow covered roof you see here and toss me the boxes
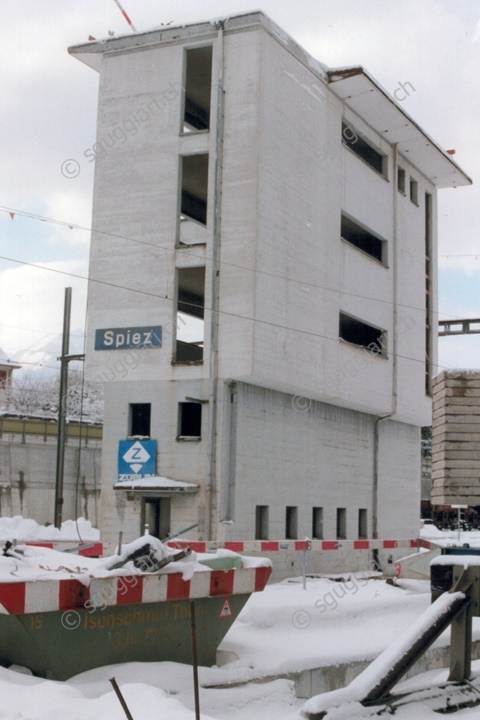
[0,348,21,370]
[114,476,199,492]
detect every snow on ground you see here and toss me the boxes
[3,555,480,717]
[0,516,100,542]
[421,524,480,547]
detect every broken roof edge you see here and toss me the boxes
[327,66,472,188]
[68,10,329,80]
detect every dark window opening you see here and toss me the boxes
[0,370,8,388]
[255,505,269,540]
[342,121,386,176]
[339,313,387,356]
[312,507,323,539]
[142,498,170,541]
[180,154,209,226]
[286,506,298,539]
[129,403,151,437]
[410,177,419,205]
[341,214,385,263]
[337,508,347,539]
[358,509,368,539]
[183,46,213,132]
[175,266,205,363]
[397,167,406,194]
[178,402,202,438]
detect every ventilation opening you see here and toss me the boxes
[129,403,151,437]
[410,177,419,205]
[341,214,386,263]
[183,46,213,133]
[358,508,368,539]
[397,167,406,194]
[255,505,269,540]
[175,266,205,363]
[337,508,347,539]
[286,506,298,540]
[342,121,386,176]
[312,507,323,539]
[178,402,202,438]
[339,313,387,356]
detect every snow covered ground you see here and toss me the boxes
[0,516,99,542]
[2,567,480,719]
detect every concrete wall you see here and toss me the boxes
[432,371,480,505]
[0,433,101,525]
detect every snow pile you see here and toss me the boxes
[0,516,100,541]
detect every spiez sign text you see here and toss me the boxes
[95,326,162,350]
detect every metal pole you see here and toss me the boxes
[109,677,135,720]
[54,287,71,528]
[190,600,201,720]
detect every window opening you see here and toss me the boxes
[341,214,386,263]
[312,507,323,539]
[358,509,368,539]
[129,403,151,437]
[183,46,213,133]
[339,313,387,356]
[175,266,205,363]
[410,177,419,205]
[286,506,298,539]
[337,508,347,539]
[255,505,269,540]
[179,154,209,245]
[342,121,387,176]
[178,402,202,438]
[397,167,406,194]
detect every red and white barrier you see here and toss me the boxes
[0,565,272,615]
[167,538,421,553]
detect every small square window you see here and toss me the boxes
[312,507,323,539]
[286,506,298,539]
[129,403,151,437]
[178,402,202,438]
[255,505,269,540]
[358,509,368,539]
[337,508,347,539]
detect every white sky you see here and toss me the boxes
[1,0,479,377]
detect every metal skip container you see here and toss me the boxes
[0,537,272,680]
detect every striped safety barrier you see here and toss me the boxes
[166,538,421,553]
[23,542,104,556]
[0,565,272,615]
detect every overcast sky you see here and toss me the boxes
[1,0,479,378]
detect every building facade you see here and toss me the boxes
[71,12,470,553]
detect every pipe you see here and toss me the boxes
[372,145,399,539]
[205,22,225,540]
[54,287,72,529]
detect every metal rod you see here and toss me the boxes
[54,287,71,528]
[109,677,135,720]
[117,531,123,555]
[190,600,201,720]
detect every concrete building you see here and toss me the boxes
[70,12,471,558]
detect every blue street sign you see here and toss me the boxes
[95,326,162,351]
[118,440,157,481]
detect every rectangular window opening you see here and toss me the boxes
[183,46,213,133]
[342,121,387,176]
[286,506,298,540]
[339,312,387,356]
[255,505,269,540]
[410,177,419,205]
[179,154,209,246]
[341,214,386,264]
[178,402,202,438]
[358,509,368,539]
[397,167,406,194]
[175,266,205,363]
[312,507,323,540]
[337,508,347,539]
[129,403,151,437]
